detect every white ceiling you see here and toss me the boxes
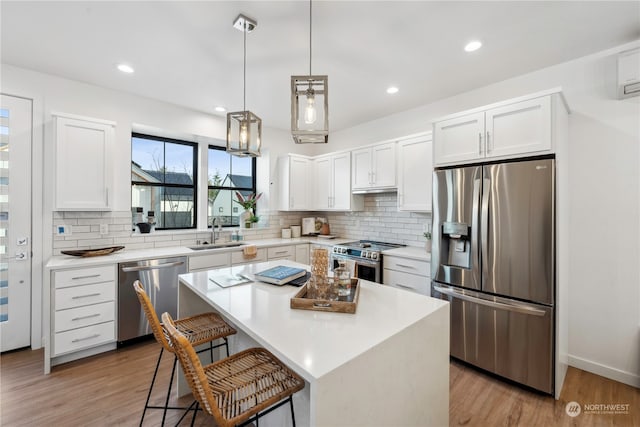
[2,1,639,131]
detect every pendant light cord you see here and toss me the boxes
[309,0,312,76]
[243,20,247,111]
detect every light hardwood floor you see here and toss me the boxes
[1,341,638,426]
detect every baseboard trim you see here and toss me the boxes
[569,354,639,388]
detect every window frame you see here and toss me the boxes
[207,144,257,228]
[131,132,198,230]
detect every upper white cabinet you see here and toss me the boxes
[352,142,397,192]
[53,112,115,211]
[278,154,312,211]
[397,133,433,212]
[314,152,364,211]
[433,91,566,166]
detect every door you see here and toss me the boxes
[431,283,553,394]
[371,142,396,188]
[351,147,371,190]
[398,136,432,211]
[331,152,351,209]
[432,165,482,290]
[0,94,32,351]
[313,156,331,209]
[289,156,309,210]
[433,111,485,165]
[482,159,554,304]
[485,96,551,159]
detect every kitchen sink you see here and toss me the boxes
[188,242,246,251]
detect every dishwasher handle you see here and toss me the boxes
[121,261,185,273]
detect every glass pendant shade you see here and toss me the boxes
[291,75,328,144]
[226,110,262,157]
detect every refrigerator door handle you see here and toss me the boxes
[471,178,481,273]
[480,177,491,281]
[433,284,547,317]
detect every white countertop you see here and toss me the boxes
[382,245,431,262]
[178,260,448,383]
[45,236,355,269]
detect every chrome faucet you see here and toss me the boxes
[212,217,222,244]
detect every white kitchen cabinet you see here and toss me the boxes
[295,244,309,264]
[267,245,295,261]
[189,252,231,272]
[351,142,397,191]
[383,255,431,296]
[278,154,312,211]
[397,133,433,212]
[433,92,562,166]
[52,265,117,356]
[314,152,364,211]
[231,248,267,265]
[53,112,115,211]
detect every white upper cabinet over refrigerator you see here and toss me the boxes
[352,141,397,192]
[397,133,433,212]
[433,89,566,166]
[53,112,115,211]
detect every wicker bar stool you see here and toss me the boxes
[162,312,305,427]
[133,280,237,426]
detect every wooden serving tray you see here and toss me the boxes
[290,278,360,314]
[61,246,125,257]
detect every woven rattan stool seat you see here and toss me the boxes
[173,313,237,348]
[163,312,305,427]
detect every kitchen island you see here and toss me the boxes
[177,260,450,427]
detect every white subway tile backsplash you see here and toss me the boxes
[51,199,430,254]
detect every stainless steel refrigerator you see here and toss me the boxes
[431,157,555,394]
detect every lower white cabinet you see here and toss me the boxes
[383,255,431,295]
[231,248,267,265]
[189,252,231,272]
[295,244,309,264]
[267,245,295,261]
[52,265,117,356]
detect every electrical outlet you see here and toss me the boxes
[55,225,72,235]
[99,223,109,235]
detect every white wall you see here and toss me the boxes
[316,41,640,388]
[0,63,314,348]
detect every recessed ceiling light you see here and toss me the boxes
[386,86,399,94]
[117,63,134,73]
[214,106,226,113]
[464,40,482,52]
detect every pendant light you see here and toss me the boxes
[227,14,262,157]
[291,0,328,144]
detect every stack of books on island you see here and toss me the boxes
[254,265,307,285]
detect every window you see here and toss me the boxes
[207,145,256,227]
[131,133,197,229]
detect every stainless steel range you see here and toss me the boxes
[331,240,405,283]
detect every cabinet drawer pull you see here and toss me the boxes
[395,283,413,289]
[71,334,100,343]
[71,313,101,321]
[274,250,288,255]
[395,263,415,269]
[71,274,100,280]
[71,292,101,299]
[478,133,483,155]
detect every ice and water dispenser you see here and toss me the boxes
[438,221,471,269]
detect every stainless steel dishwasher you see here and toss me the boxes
[117,256,187,345]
